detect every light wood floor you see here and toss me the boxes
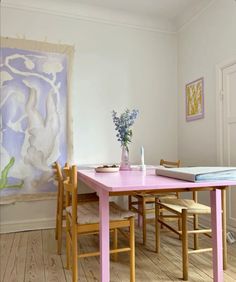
[0,223,236,282]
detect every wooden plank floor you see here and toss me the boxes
[0,223,236,282]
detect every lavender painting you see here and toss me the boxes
[0,38,73,201]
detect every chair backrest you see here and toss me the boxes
[160,159,180,168]
[52,162,65,212]
[62,162,70,177]
[63,165,78,224]
[52,162,63,181]
[52,162,71,208]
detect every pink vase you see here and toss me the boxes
[120,146,131,170]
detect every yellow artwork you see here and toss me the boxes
[186,77,204,121]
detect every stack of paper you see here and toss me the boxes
[155,166,236,182]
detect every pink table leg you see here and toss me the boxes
[99,189,110,282]
[210,189,223,282]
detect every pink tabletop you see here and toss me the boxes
[78,169,236,192]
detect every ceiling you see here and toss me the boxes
[74,0,213,28]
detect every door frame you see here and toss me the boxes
[216,58,236,231]
[216,58,236,165]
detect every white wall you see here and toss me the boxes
[2,4,178,165]
[178,0,236,167]
[0,3,178,232]
[178,0,236,208]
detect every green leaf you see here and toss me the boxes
[0,157,24,189]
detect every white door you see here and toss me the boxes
[222,63,236,229]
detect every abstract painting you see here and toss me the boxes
[0,37,74,202]
[186,77,204,121]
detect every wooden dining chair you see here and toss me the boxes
[52,162,99,254]
[128,159,180,244]
[155,195,212,280]
[155,187,228,280]
[64,165,136,282]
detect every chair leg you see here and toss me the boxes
[57,214,63,255]
[55,192,60,240]
[66,216,71,270]
[57,197,63,254]
[55,215,59,240]
[138,198,143,227]
[130,217,135,282]
[160,210,164,229]
[112,229,118,262]
[72,225,78,282]
[193,214,199,250]
[176,193,182,239]
[182,209,188,281]
[128,195,132,211]
[222,188,227,270]
[178,217,182,239]
[142,198,147,245]
[155,203,160,253]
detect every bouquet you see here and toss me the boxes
[112,109,139,150]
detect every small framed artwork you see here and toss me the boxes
[186,77,204,121]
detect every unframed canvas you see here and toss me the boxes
[0,37,74,203]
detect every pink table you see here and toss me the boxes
[78,169,236,282]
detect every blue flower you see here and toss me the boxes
[112,109,139,150]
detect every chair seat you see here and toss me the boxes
[135,193,177,202]
[66,201,135,224]
[159,198,211,214]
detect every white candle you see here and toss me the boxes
[141,146,145,166]
[140,146,146,171]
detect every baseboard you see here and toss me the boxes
[0,217,55,234]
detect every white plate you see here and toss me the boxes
[95,167,119,173]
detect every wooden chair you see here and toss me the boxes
[128,159,180,244]
[155,189,228,280]
[52,162,99,254]
[64,165,136,282]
